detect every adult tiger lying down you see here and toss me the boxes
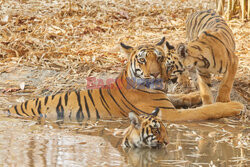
[7,38,243,122]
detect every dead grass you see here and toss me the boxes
[0,0,249,100]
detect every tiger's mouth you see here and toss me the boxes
[150,143,164,149]
[150,141,168,149]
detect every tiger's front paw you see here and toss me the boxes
[184,91,202,107]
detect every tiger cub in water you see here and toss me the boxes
[122,108,168,149]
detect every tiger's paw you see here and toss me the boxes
[223,101,244,115]
[183,91,202,107]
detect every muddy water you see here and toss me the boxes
[0,112,249,167]
[0,68,249,166]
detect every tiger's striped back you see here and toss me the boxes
[186,9,235,51]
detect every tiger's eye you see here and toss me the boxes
[157,56,163,62]
[139,58,145,63]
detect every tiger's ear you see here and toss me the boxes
[120,42,133,58]
[166,41,175,51]
[151,107,161,116]
[177,43,187,58]
[129,112,140,129]
[156,37,166,47]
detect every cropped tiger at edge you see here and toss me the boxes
[7,37,243,122]
[164,10,238,105]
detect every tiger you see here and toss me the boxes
[122,108,168,149]
[164,10,238,105]
[7,37,243,122]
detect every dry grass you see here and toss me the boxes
[0,0,249,100]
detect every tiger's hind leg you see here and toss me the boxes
[167,91,202,108]
[216,56,238,103]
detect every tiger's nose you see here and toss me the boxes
[151,72,160,78]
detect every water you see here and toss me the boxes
[0,113,249,167]
[0,68,249,166]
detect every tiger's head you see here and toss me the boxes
[122,108,168,149]
[120,37,167,87]
[163,41,194,83]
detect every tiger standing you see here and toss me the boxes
[164,10,238,105]
[7,37,243,122]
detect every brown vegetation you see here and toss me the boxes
[0,0,249,104]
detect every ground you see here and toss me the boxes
[0,0,249,111]
[0,1,249,166]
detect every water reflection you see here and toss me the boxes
[0,114,249,166]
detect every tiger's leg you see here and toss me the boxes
[197,73,213,105]
[161,101,244,121]
[177,70,192,88]
[216,56,238,102]
[167,91,201,108]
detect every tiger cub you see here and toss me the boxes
[122,108,168,149]
[165,10,238,105]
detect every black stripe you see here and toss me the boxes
[199,16,220,32]
[84,96,90,118]
[95,109,100,119]
[191,45,202,51]
[7,110,11,116]
[226,47,232,63]
[121,99,137,114]
[203,31,227,48]
[64,93,68,106]
[192,11,208,35]
[20,103,29,116]
[210,46,216,68]
[198,72,211,78]
[52,94,56,100]
[75,91,84,122]
[219,60,223,73]
[124,138,130,147]
[100,96,112,116]
[153,98,171,102]
[87,90,100,118]
[35,98,39,106]
[196,13,210,31]
[215,24,235,48]
[107,89,127,117]
[24,101,28,110]
[151,106,175,109]
[224,63,228,74]
[56,97,64,120]
[31,108,36,116]
[195,41,215,68]
[37,101,42,116]
[44,96,48,105]
[87,90,95,106]
[141,128,145,142]
[115,81,148,114]
[99,88,110,109]
[201,55,210,68]
[134,87,163,94]
[14,106,22,116]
